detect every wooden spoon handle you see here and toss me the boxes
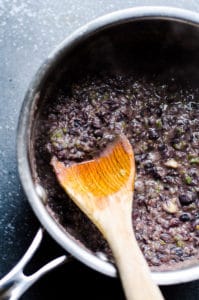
[51,136,164,300]
[107,225,164,300]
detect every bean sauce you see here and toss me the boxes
[35,72,199,270]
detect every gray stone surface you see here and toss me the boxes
[0,0,199,299]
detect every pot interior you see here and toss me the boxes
[30,17,199,276]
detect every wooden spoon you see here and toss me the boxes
[51,135,163,300]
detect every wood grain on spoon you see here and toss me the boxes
[51,135,163,300]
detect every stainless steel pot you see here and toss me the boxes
[1,6,199,299]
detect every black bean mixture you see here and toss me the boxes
[35,72,199,270]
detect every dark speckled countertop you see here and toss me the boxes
[1,1,199,299]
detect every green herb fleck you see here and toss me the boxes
[174,236,184,248]
[121,121,126,130]
[173,141,186,150]
[50,129,63,141]
[176,239,184,247]
[156,119,162,129]
[160,239,166,245]
[176,127,184,134]
[189,157,199,164]
[185,175,192,185]
[102,92,109,101]
[156,182,163,193]
[156,186,161,193]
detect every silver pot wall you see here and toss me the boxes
[15,5,199,291]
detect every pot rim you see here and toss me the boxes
[17,6,199,285]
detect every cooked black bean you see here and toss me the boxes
[148,128,159,140]
[158,144,166,151]
[179,193,196,206]
[172,247,183,257]
[179,213,191,222]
